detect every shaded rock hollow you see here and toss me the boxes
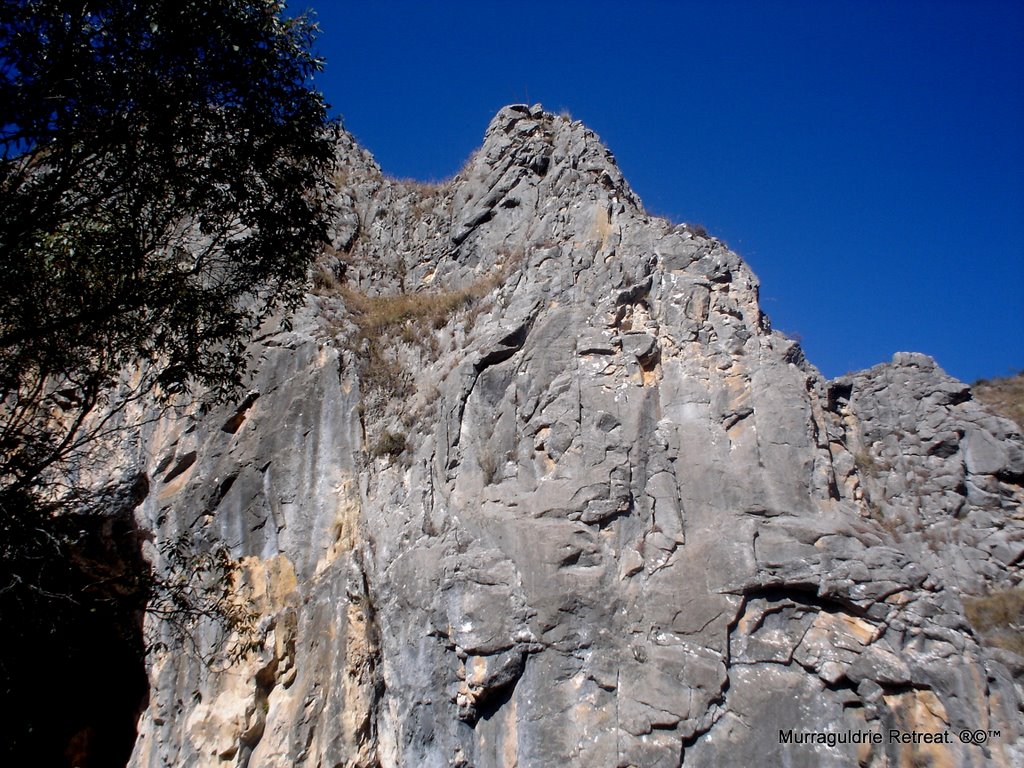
[113,105,1021,767]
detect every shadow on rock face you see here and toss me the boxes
[1,493,150,768]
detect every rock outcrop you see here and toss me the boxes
[115,105,1021,767]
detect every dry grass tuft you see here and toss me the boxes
[312,264,342,293]
[972,373,1024,428]
[964,587,1024,657]
[854,449,881,478]
[339,252,522,338]
[370,430,407,459]
[340,284,479,335]
[334,252,524,411]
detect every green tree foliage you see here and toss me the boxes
[0,3,335,759]
[0,0,336,495]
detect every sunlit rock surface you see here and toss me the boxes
[120,106,1022,768]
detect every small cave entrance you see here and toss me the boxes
[1,501,151,768]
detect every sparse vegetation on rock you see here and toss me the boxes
[964,587,1024,656]
[973,372,1024,427]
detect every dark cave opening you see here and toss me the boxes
[1,506,150,768]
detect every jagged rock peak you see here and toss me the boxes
[334,102,640,203]
[327,102,736,326]
[467,103,642,208]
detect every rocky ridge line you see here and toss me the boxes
[110,105,1024,768]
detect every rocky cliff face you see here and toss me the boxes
[118,105,1022,767]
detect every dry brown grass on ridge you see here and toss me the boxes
[337,253,522,336]
[320,252,524,413]
[340,283,480,334]
[972,372,1024,428]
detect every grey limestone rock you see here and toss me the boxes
[111,106,1021,767]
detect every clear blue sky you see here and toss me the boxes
[298,0,1023,384]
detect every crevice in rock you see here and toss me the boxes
[447,313,536,476]
[474,320,532,371]
[468,649,528,727]
[876,681,934,696]
[474,675,517,723]
[722,407,753,431]
[221,391,260,434]
[826,381,853,413]
[210,473,237,509]
[736,584,869,618]
[452,208,495,246]
[162,450,197,483]
[679,670,732,763]
[351,551,385,761]
[238,658,276,768]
